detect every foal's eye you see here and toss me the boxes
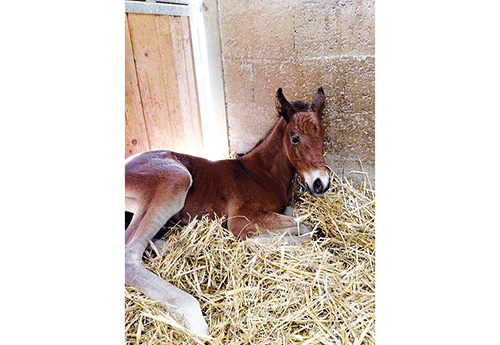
[291,135,300,145]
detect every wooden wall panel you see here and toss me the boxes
[125,15,149,156]
[170,16,204,155]
[125,13,203,158]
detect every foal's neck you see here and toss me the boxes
[242,118,295,187]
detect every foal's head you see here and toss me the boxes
[276,87,330,196]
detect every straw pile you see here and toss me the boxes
[125,172,375,344]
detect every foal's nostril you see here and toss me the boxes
[313,178,323,194]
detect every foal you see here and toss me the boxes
[125,87,329,336]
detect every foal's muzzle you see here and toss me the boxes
[304,170,330,196]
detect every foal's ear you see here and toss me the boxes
[311,87,325,115]
[276,88,293,123]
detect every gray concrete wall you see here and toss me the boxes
[217,0,375,187]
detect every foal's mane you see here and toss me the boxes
[236,100,313,157]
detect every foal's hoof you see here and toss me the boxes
[163,296,210,338]
[188,321,210,339]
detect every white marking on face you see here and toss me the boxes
[303,169,330,196]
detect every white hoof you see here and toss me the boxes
[166,294,209,337]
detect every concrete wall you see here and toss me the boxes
[217,0,375,187]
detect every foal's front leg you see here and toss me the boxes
[257,211,313,243]
[229,211,312,243]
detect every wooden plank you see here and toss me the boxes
[125,14,150,158]
[128,13,182,152]
[155,14,187,154]
[170,16,204,156]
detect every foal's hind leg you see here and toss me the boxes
[125,169,209,336]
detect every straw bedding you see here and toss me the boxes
[125,173,375,344]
